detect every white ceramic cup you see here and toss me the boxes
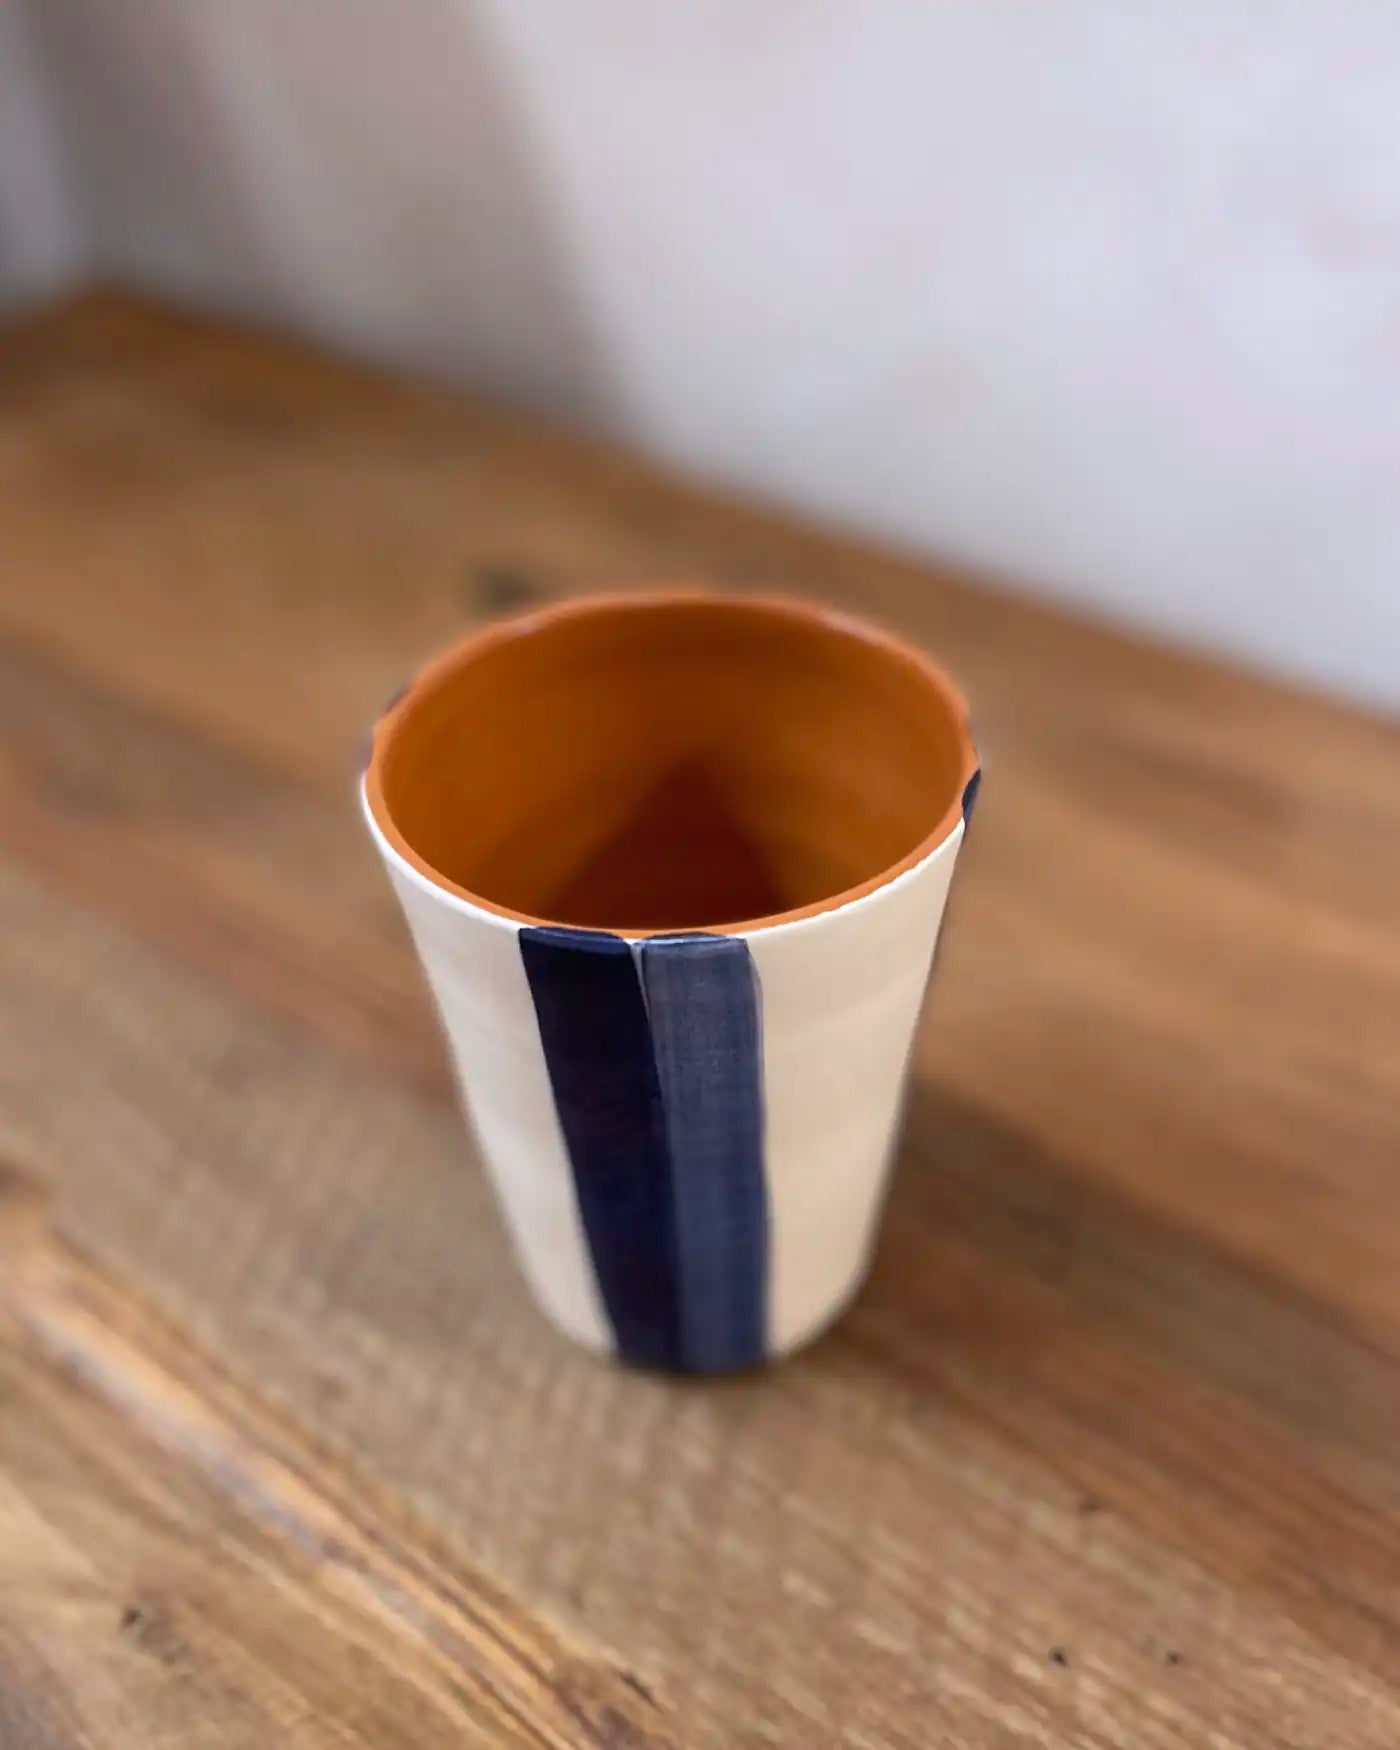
[363,591,978,1371]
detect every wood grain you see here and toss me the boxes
[0,1170,672,1750]
[2,290,1400,1746]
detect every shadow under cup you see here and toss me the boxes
[366,592,971,933]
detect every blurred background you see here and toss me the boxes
[2,0,1397,708]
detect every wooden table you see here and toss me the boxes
[2,294,1399,1750]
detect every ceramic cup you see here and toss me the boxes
[362,590,978,1372]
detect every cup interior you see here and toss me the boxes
[367,593,973,933]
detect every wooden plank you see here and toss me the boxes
[0,635,443,1095]
[0,1171,672,1750]
[7,613,1399,1343]
[4,289,1398,828]
[0,294,535,788]
[2,852,1400,1746]
[4,292,1400,1745]
[1,302,1398,1336]
[7,618,1400,1371]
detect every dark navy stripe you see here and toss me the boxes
[519,927,682,1370]
[961,765,982,825]
[640,936,767,1373]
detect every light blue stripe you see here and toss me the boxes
[640,935,767,1372]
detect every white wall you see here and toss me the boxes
[0,0,85,307]
[15,1,1400,707]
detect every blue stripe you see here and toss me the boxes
[519,927,682,1370]
[961,765,982,825]
[640,936,768,1372]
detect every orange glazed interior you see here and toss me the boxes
[365,591,976,935]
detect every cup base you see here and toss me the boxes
[527,1257,876,1377]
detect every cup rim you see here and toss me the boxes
[362,588,979,937]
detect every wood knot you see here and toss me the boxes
[117,1596,189,1668]
[0,1164,52,1291]
[552,1656,675,1749]
[465,564,546,617]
